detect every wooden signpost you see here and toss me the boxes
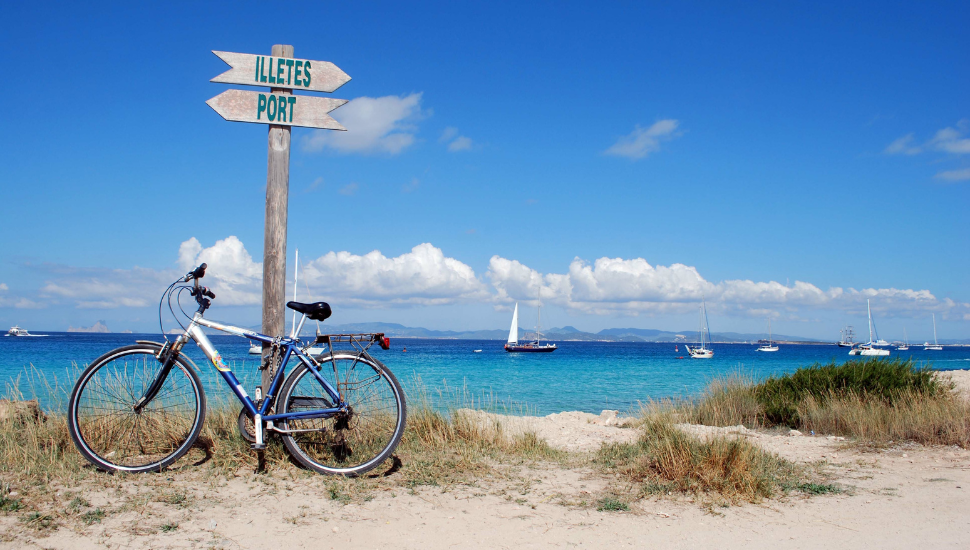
[207,45,349,394]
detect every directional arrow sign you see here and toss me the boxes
[206,89,348,130]
[210,51,351,93]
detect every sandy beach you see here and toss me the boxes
[2,371,969,549]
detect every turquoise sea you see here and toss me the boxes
[2,333,969,415]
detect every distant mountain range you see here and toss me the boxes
[289,322,827,343]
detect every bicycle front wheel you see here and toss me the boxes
[278,352,406,476]
[67,344,206,473]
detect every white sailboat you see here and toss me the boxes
[757,319,779,352]
[685,301,714,359]
[897,327,909,351]
[848,299,890,356]
[504,299,557,353]
[924,313,943,350]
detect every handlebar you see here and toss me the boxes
[184,263,207,282]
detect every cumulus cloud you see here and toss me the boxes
[302,243,490,307]
[302,93,425,155]
[605,119,681,160]
[486,254,964,318]
[10,237,966,321]
[177,236,263,306]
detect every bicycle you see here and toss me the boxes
[66,263,406,476]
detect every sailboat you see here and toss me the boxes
[837,326,856,347]
[848,299,890,356]
[504,299,557,353]
[924,314,943,350]
[685,301,714,359]
[757,319,779,352]
[897,328,909,351]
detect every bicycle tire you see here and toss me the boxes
[67,344,206,473]
[277,352,406,476]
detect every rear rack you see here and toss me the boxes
[314,332,390,352]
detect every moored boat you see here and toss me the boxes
[849,300,890,356]
[924,314,943,350]
[504,301,557,353]
[685,301,714,359]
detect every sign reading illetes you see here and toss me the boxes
[206,50,350,129]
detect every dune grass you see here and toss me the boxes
[684,358,969,447]
[597,411,803,504]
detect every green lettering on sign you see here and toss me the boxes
[303,61,311,87]
[294,60,303,86]
[288,96,296,121]
[285,59,294,85]
[267,95,276,121]
[257,94,267,119]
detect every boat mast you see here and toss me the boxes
[933,313,938,345]
[867,299,875,344]
[536,288,541,343]
[290,248,299,337]
[704,301,711,348]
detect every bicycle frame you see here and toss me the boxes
[172,313,347,425]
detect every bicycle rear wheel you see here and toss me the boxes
[67,344,206,473]
[278,352,406,476]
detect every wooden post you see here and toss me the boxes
[260,44,293,395]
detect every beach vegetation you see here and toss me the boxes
[597,412,801,504]
[682,359,969,448]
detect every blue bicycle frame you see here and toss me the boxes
[179,313,346,424]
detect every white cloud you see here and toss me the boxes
[935,167,970,182]
[302,243,490,307]
[177,236,263,306]
[12,237,967,322]
[439,126,474,152]
[0,283,7,291]
[439,127,459,143]
[605,119,681,160]
[302,93,425,155]
[883,133,922,155]
[338,183,359,196]
[885,120,970,157]
[448,136,473,152]
[928,121,970,154]
[486,254,965,318]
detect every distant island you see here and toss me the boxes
[67,320,111,333]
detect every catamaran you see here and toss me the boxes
[5,326,46,337]
[924,313,943,350]
[757,319,779,352]
[504,299,557,353]
[685,301,714,359]
[838,326,856,347]
[848,299,890,356]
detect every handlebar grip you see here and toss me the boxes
[184,263,207,282]
[203,287,216,299]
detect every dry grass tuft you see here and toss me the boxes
[598,412,800,504]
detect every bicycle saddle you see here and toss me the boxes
[286,301,332,321]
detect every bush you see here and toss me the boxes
[755,358,946,427]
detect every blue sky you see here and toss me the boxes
[0,1,967,340]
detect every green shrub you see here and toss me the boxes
[755,358,944,427]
